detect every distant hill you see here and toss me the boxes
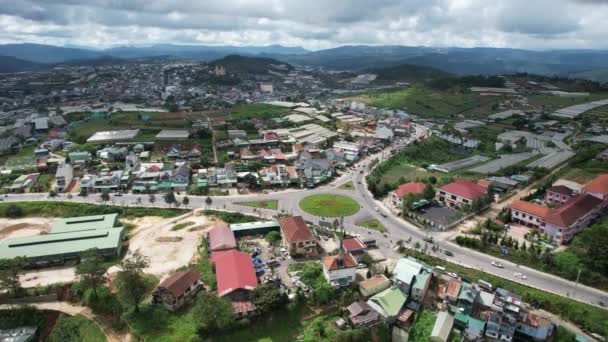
[209,55,294,75]
[0,55,42,73]
[0,43,104,63]
[367,63,452,83]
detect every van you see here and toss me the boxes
[478,279,494,292]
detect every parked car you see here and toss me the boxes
[444,250,454,257]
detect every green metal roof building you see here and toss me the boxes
[367,287,408,318]
[0,214,124,266]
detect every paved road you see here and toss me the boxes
[3,129,607,310]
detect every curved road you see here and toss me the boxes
[3,156,608,311]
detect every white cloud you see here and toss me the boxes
[0,0,605,50]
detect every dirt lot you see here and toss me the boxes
[16,212,222,288]
[0,217,53,240]
[109,211,222,278]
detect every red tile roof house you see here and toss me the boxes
[342,237,368,262]
[278,216,318,257]
[208,224,237,253]
[509,194,604,244]
[435,179,488,209]
[322,252,358,286]
[152,269,202,311]
[583,174,608,201]
[214,250,258,318]
[545,185,576,206]
[389,182,426,208]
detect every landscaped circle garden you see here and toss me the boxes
[299,194,360,217]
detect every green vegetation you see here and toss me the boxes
[48,314,106,342]
[367,137,481,197]
[0,201,185,219]
[124,303,199,341]
[171,221,195,231]
[288,262,336,305]
[527,93,608,112]
[404,249,608,337]
[0,306,46,329]
[456,217,608,290]
[230,103,290,121]
[350,86,503,120]
[370,63,451,83]
[201,210,260,224]
[554,326,578,342]
[299,194,360,217]
[338,181,354,191]
[237,200,279,210]
[358,219,386,232]
[408,310,437,341]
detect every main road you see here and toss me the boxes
[3,148,607,311]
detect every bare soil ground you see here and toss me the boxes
[0,217,53,240]
[109,212,222,278]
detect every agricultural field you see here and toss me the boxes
[349,87,504,120]
[580,104,608,128]
[527,93,608,112]
[229,103,291,121]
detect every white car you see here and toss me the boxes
[491,261,504,268]
[514,272,527,280]
[447,272,459,279]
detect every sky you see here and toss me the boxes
[0,0,607,50]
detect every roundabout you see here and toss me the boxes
[298,194,360,217]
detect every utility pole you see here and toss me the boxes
[572,267,582,299]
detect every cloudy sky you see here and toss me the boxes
[0,0,607,50]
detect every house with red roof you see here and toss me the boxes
[152,269,202,311]
[435,179,488,209]
[208,224,237,252]
[389,182,426,208]
[510,201,553,228]
[342,237,368,262]
[583,174,608,201]
[545,185,576,206]
[214,249,258,318]
[322,252,357,286]
[509,194,604,244]
[278,216,317,256]
[542,194,603,244]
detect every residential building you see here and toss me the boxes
[278,216,317,256]
[389,182,426,208]
[346,302,379,327]
[5,173,39,193]
[152,269,203,311]
[392,257,423,296]
[510,194,604,244]
[213,250,258,318]
[367,287,407,319]
[583,174,608,201]
[342,237,367,261]
[430,311,454,342]
[515,312,555,341]
[55,163,73,192]
[545,185,575,206]
[457,283,480,316]
[359,274,391,297]
[322,252,357,286]
[435,179,487,209]
[68,151,92,165]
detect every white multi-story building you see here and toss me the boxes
[54,163,73,192]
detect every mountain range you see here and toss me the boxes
[1,43,608,82]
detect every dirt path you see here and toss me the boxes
[1,301,130,342]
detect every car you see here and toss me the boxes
[447,272,459,279]
[359,170,364,174]
[374,207,379,211]
[423,237,434,243]
[356,263,367,269]
[444,250,454,257]
[113,192,122,196]
[380,212,387,217]
[599,301,606,307]
[491,261,504,268]
[514,272,527,280]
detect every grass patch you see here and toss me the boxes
[237,200,278,210]
[408,310,437,341]
[404,249,608,337]
[338,181,354,191]
[124,303,198,342]
[171,221,195,231]
[49,314,106,342]
[358,219,386,233]
[299,194,360,217]
[0,201,186,219]
[201,210,260,224]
